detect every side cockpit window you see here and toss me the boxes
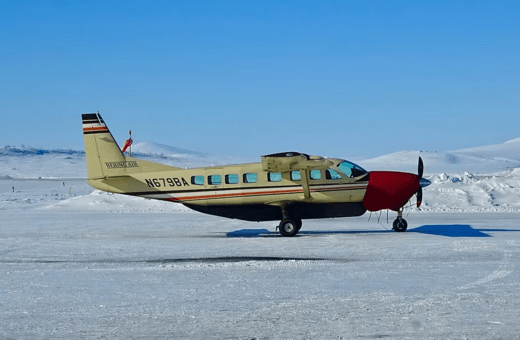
[337,161,367,178]
[326,168,342,180]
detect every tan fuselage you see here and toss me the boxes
[87,159,369,208]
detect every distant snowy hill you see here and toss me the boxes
[130,142,253,169]
[0,146,87,179]
[0,144,252,179]
[0,146,84,157]
[131,142,206,159]
[2,138,520,178]
[357,138,520,174]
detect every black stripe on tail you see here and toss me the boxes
[82,113,105,124]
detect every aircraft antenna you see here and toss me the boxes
[129,130,132,157]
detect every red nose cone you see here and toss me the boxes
[363,171,420,212]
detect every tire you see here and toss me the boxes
[393,218,408,232]
[294,218,302,232]
[279,219,300,237]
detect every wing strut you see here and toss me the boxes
[301,169,311,198]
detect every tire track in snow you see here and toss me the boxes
[459,240,515,290]
[405,240,516,320]
[0,256,339,265]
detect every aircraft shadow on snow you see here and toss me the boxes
[226,225,520,238]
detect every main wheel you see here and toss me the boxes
[279,219,300,237]
[294,218,302,232]
[392,217,408,232]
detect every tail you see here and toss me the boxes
[82,112,129,179]
[82,113,181,184]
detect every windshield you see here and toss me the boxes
[337,161,368,178]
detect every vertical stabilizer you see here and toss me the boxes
[82,113,126,179]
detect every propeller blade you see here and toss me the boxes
[416,186,423,208]
[418,157,424,179]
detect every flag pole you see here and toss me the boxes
[129,130,132,157]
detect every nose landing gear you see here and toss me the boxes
[392,207,408,232]
[393,217,408,232]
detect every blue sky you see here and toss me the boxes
[1,1,519,159]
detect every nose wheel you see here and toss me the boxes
[393,208,408,232]
[392,217,408,232]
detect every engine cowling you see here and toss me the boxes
[362,171,420,212]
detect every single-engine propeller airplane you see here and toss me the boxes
[82,113,431,237]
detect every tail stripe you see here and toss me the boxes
[83,119,101,124]
[83,127,109,134]
[82,113,105,123]
[82,112,109,134]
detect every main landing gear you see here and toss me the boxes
[278,218,302,237]
[277,205,303,237]
[392,208,408,232]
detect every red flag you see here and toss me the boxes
[121,138,133,153]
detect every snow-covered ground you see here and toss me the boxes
[1,139,520,338]
[2,208,520,338]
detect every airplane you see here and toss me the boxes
[82,112,431,237]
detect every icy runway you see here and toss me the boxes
[2,143,520,338]
[1,208,520,339]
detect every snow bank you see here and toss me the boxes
[416,168,520,212]
[43,190,191,213]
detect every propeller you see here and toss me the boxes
[417,157,424,208]
[417,187,423,208]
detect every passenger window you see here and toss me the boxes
[191,175,204,185]
[268,172,282,182]
[243,173,257,183]
[225,174,239,184]
[208,175,221,185]
[326,169,342,180]
[291,171,301,181]
[310,169,321,180]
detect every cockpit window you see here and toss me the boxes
[326,168,342,180]
[337,161,367,178]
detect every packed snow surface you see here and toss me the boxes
[1,139,520,338]
[1,206,520,338]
